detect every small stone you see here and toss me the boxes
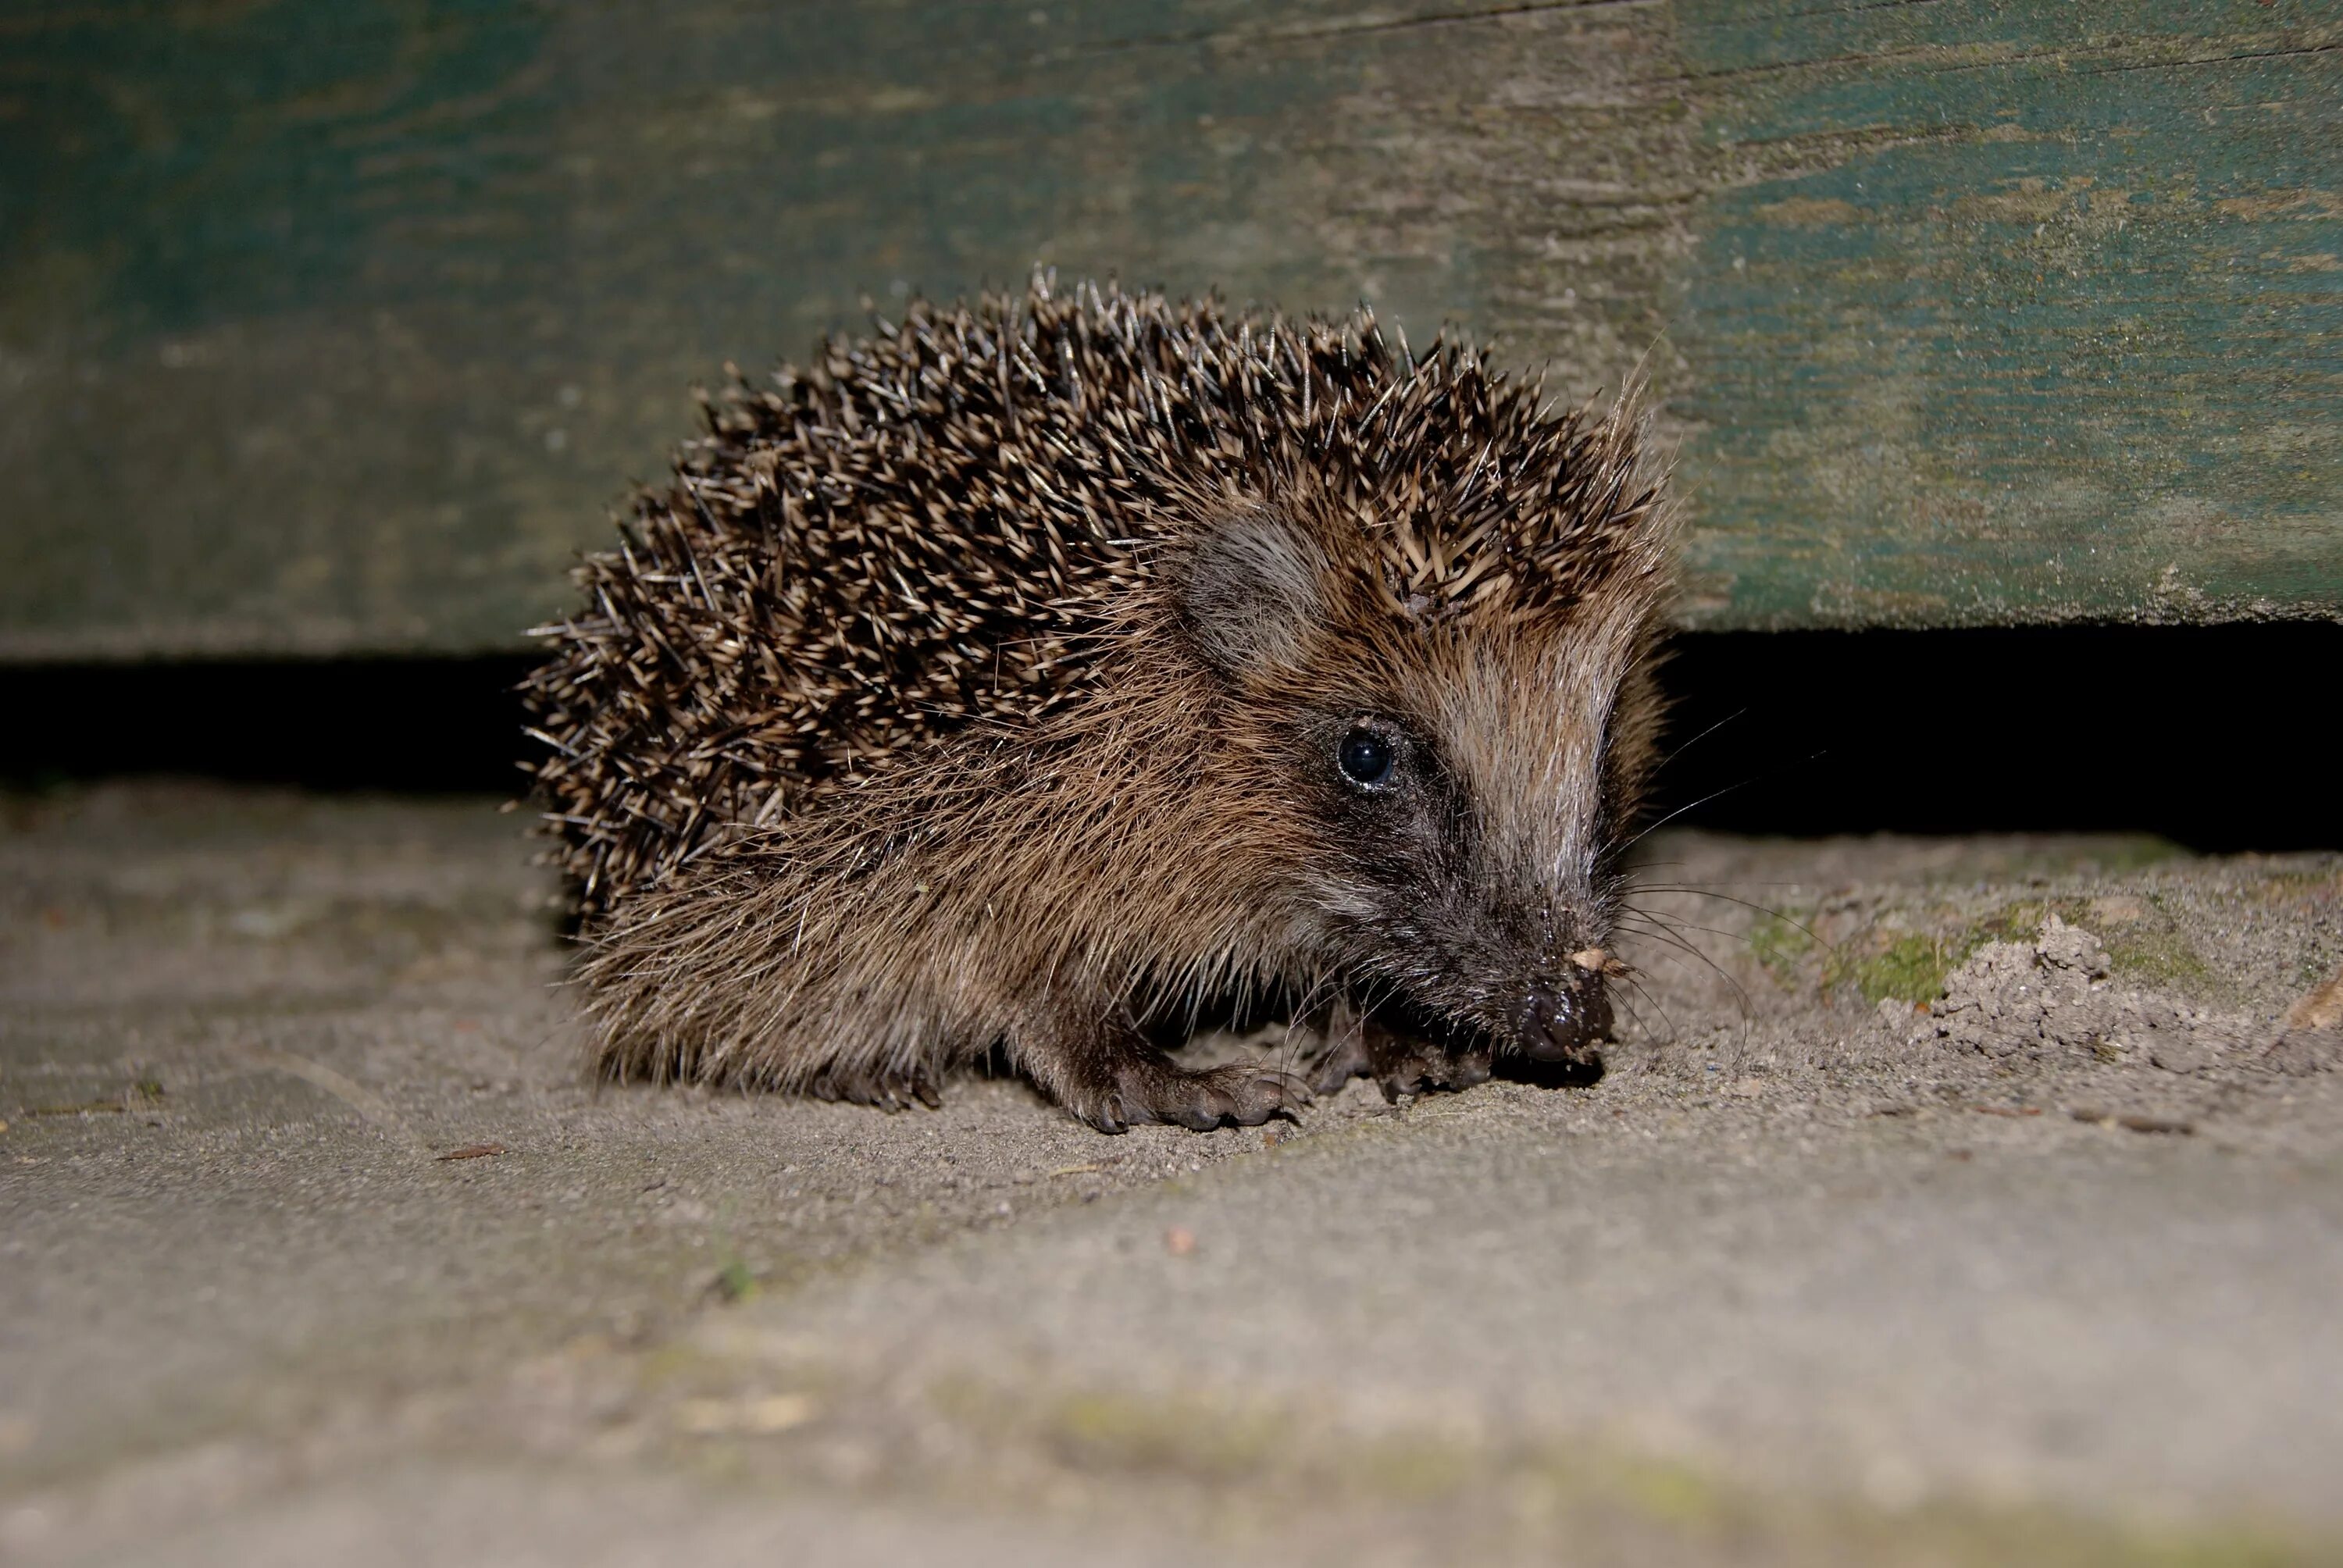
[2149,1038,2208,1074]
[1164,1225,1196,1256]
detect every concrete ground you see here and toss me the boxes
[2,784,2338,1566]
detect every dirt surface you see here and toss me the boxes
[2,784,2339,1565]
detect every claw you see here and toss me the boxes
[1231,1074,1301,1126]
[1308,1025,1373,1096]
[1077,1059,1307,1132]
[1366,1024,1490,1103]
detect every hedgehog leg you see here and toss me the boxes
[1305,997,1374,1096]
[1015,1000,1307,1134]
[1305,1000,1492,1103]
[1367,1025,1493,1105]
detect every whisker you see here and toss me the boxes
[1624,878,1824,894]
[1613,914,1754,1015]
[1611,971,1676,1043]
[1621,887,1834,952]
[1648,706,1748,777]
[1620,907,1791,952]
[1617,747,1831,857]
[1604,982,1657,1041]
[1614,778,1758,857]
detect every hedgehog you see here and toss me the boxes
[522,273,1674,1132]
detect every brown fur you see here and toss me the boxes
[526,274,1675,1131]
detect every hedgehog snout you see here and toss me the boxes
[1514,972,1614,1064]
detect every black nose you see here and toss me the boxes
[1517,976,1612,1064]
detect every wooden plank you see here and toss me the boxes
[0,0,1692,655]
[1673,0,2343,626]
[0,0,2335,656]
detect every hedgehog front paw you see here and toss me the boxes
[1082,1058,1308,1135]
[1309,1013,1492,1103]
[1369,1032,1492,1104]
[1307,1022,1373,1096]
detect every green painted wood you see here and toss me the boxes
[0,0,2336,657]
[1673,0,2343,626]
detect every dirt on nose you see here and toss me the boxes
[1517,973,1614,1065]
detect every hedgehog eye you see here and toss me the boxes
[1336,725,1396,789]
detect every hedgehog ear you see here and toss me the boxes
[1177,507,1325,679]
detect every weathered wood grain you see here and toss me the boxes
[0,0,2334,655]
[1674,0,2343,625]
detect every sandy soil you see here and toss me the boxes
[2,784,2338,1565]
